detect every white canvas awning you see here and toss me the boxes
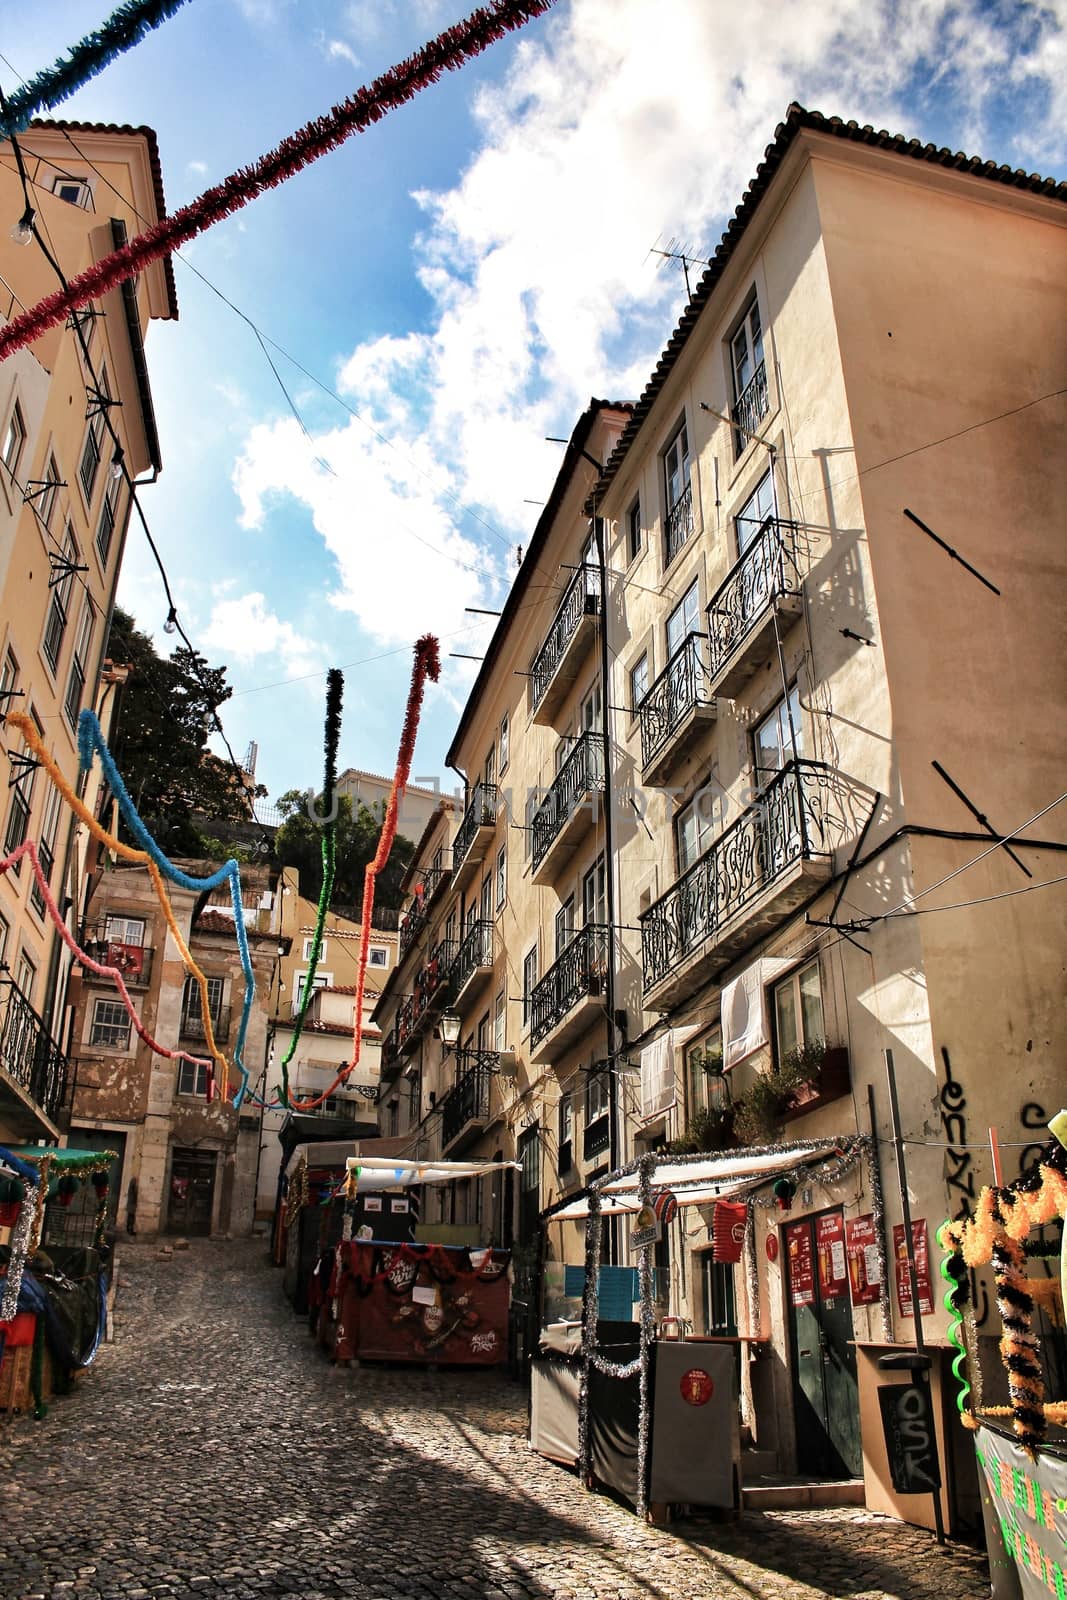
[344,1156,519,1191]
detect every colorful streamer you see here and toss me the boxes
[0,0,554,364]
[937,1224,974,1422]
[0,1,192,140]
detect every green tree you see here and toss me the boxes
[107,608,262,854]
[274,791,413,909]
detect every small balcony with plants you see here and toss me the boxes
[705,517,803,699]
[397,865,450,966]
[732,1040,851,1144]
[81,929,155,989]
[530,732,606,884]
[530,924,609,1064]
[640,760,859,1010]
[450,919,495,1008]
[638,633,717,786]
[439,1048,498,1155]
[451,781,498,892]
[397,937,456,1055]
[529,562,601,724]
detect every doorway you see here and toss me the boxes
[167,1148,217,1235]
[783,1208,862,1478]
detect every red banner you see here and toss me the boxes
[893,1220,934,1318]
[786,1221,815,1307]
[335,1242,510,1365]
[712,1201,747,1263]
[815,1212,848,1301]
[845,1213,882,1307]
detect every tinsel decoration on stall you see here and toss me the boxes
[0,1150,41,1325]
[939,1126,1067,1454]
[744,1200,760,1337]
[279,669,343,1109]
[0,1,554,363]
[91,1172,111,1249]
[0,1,192,139]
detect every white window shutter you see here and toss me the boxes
[722,958,792,1070]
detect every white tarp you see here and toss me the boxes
[638,1024,700,1120]
[344,1156,519,1191]
[721,957,792,1070]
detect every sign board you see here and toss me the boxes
[845,1213,882,1306]
[785,1220,815,1307]
[630,1204,662,1251]
[893,1220,934,1318]
[816,1212,848,1301]
[974,1423,1067,1600]
[876,1381,941,1494]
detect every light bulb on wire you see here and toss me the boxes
[10,207,35,246]
[163,607,178,636]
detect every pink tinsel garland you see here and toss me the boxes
[0,0,553,364]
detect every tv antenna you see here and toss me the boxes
[648,235,705,301]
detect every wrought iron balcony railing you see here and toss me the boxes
[531,924,609,1049]
[0,972,68,1125]
[395,937,456,1051]
[440,1049,496,1149]
[732,358,769,453]
[530,732,606,872]
[664,480,694,568]
[398,867,448,962]
[452,782,498,877]
[706,515,802,683]
[81,934,155,988]
[638,634,714,774]
[450,919,494,996]
[640,760,841,993]
[179,1007,232,1045]
[530,562,600,711]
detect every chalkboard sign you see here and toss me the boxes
[877,1381,941,1493]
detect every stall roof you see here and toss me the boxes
[345,1156,520,1191]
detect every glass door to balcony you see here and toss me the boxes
[555,897,575,958]
[666,580,699,661]
[736,471,774,555]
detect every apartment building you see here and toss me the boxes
[0,120,175,1144]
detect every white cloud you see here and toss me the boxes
[202,590,325,681]
[186,159,208,178]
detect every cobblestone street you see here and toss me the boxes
[0,1241,991,1600]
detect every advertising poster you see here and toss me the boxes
[845,1213,883,1307]
[785,1221,815,1307]
[815,1212,848,1301]
[893,1220,934,1318]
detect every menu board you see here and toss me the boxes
[815,1212,848,1301]
[785,1221,815,1307]
[844,1213,883,1307]
[893,1219,934,1318]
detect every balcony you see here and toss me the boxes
[398,866,450,964]
[450,919,495,1007]
[640,761,854,1009]
[397,938,455,1055]
[706,516,802,699]
[529,563,601,723]
[81,936,155,989]
[440,1049,497,1154]
[664,480,694,569]
[531,732,606,883]
[0,973,67,1137]
[180,1007,231,1045]
[530,924,609,1063]
[638,634,717,786]
[451,782,498,892]
[732,358,769,456]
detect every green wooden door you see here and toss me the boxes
[784,1209,862,1478]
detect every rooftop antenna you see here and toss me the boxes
[648,234,704,301]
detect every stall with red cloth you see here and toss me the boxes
[330,1241,510,1365]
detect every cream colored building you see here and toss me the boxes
[0,120,175,1145]
[336,768,446,846]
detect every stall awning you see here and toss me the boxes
[549,1140,844,1221]
[344,1156,519,1192]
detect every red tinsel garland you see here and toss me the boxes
[0,0,553,364]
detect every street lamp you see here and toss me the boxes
[438,1010,461,1049]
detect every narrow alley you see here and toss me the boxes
[0,1242,991,1600]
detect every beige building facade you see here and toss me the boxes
[0,120,175,1146]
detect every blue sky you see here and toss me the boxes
[4,0,1065,810]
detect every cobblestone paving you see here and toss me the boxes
[0,1241,991,1600]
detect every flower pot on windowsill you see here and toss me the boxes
[781,1046,851,1122]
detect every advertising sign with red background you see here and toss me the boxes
[893,1220,934,1318]
[815,1212,848,1300]
[785,1220,815,1307]
[844,1213,883,1307]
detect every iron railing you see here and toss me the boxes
[0,972,68,1124]
[451,919,494,995]
[640,760,841,992]
[638,634,714,771]
[529,563,600,710]
[179,1006,232,1044]
[440,1049,496,1148]
[530,732,606,871]
[395,936,456,1051]
[453,782,498,875]
[530,924,609,1048]
[732,357,769,452]
[706,514,801,680]
[664,480,694,568]
[398,867,448,961]
[81,934,155,988]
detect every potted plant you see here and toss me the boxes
[667,1104,736,1155]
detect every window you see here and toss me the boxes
[586,1068,610,1125]
[0,913,8,968]
[665,579,699,662]
[517,1125,541,1246]
[664,420,689,516]
[2,400,26,475]
[105,916,145,946]
[177,1061,210,1097]
[15,951,36,1003]
[580,680,602,734]
[554,897,575,958]
[183,974,224,1024]
[525,789,539,859]
[4,725,36,857]
[731,293,768,449]
[493,989,506,1052]
[484,742,496,788]
[582,855,606,928]
[96,474,121,566]
[522,946,538,1027]
[42,528,77,673]
[52,175,92,209]
[302,937,328,962]
[701,1252,738,1337]
[30,782,64,916]
[495,844,506,910]
[627,499,642,563]
[90,998,130,1050]
[79,371,109,503]
[368,945,388,968]
[686,1024,723,1118]
[559,1093,574,1172]
[772,959,824,1062]
[39,453,61,528]
[499,713,509,774]
[479,872,493,925]
[736,471,775,557]
[293,971,329,1008]
[477,1011,491,1052]
[64,597,95,728]
[676,790,716,873]
[753,685,803,788]
[630,652,649,710]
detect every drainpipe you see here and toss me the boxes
[592,510,623,1265]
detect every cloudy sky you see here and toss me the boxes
[5,0,1066,808]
